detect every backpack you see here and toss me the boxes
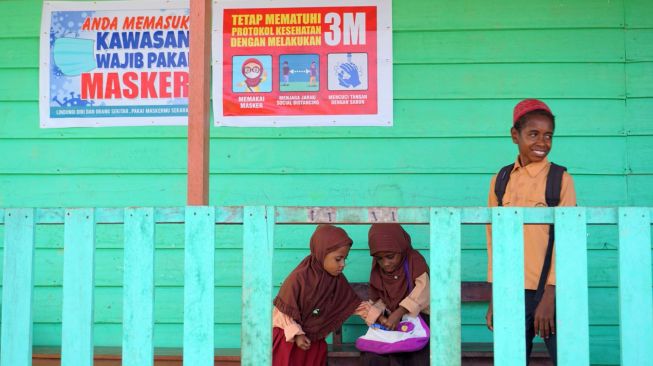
[494,162,566,302]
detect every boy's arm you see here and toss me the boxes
[486,175,498,283]
[546,172,577,285]
[534,284,556,338]
[485,176,498,331]
[535,172,577,336]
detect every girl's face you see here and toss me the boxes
[374,251,402,274]
[323,245,350,276]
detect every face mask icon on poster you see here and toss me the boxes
[239,57,267,92]
[53,37,97,76]
[244,65,261,75]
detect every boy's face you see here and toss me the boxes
[511,115,554,166]
[323,245,350,276]
[373,251,402,274]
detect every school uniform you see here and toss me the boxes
[486,157,577,364]
[272,225,365,366]
[361,224,431,366]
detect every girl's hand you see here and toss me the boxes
[358,301,371,319]
[377,315,389,328]
[383,307,408,330]
[486,300,493,331]
[294,334,311,351]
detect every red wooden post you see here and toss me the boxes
[187,0,212,205]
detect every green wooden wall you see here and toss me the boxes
[1,0,652,364]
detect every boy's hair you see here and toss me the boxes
[513,110,556,132]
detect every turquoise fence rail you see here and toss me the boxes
[1,207,652,366]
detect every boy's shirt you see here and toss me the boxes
[486,157,577,290]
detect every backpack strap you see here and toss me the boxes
[494,163,515,207]
[544,163,566,207]
[403,259,413,293]
[534,163,567,303]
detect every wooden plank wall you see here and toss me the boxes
[0,1,652,365]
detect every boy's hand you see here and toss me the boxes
[294,334,311,351]
[383,307,408,330]
[485,300,493,331]
[534,285,556,339]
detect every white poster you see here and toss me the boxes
[212,0,393,127]
[40,1,190,128]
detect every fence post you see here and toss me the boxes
[123,207,156,366]
[430,207,461,366]
[491,207,525,366]
[184,206,215,366]
[1,208,35,366]
[61,208,96,366]
[555,207,589,365]
[617,207,653,365]
[242,206,275,366]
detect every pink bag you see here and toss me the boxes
[355,314,430,354]
[355,260,430,354]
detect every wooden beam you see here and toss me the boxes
[430,207,462,366]
[491,208,526,366]
[1,209,35,366]
[187,0,212,205]
[555,208,590,366]
[122,208,155,366]
[618,207,653,365]
[183,207,216,366]
[242,206,275,365]
[61,209,96,366]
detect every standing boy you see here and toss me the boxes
[485,99,577,365]
[282,61,290,86]
[309,61,317,87]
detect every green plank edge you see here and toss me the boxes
[242,206,275,366]
[183,206,215,366]
[491,207,526,366]
[29,207,243,224]
[3,206,645,225]
[555,207,590,366]
[617,207,653,365]
[1,208,35,366]
[430,207,462,366]
[61,208,95,366]
[122,207,155,366]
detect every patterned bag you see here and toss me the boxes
[355,259,430,354]
[355,314,430,354]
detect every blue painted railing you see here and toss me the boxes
[1,207,652,366]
